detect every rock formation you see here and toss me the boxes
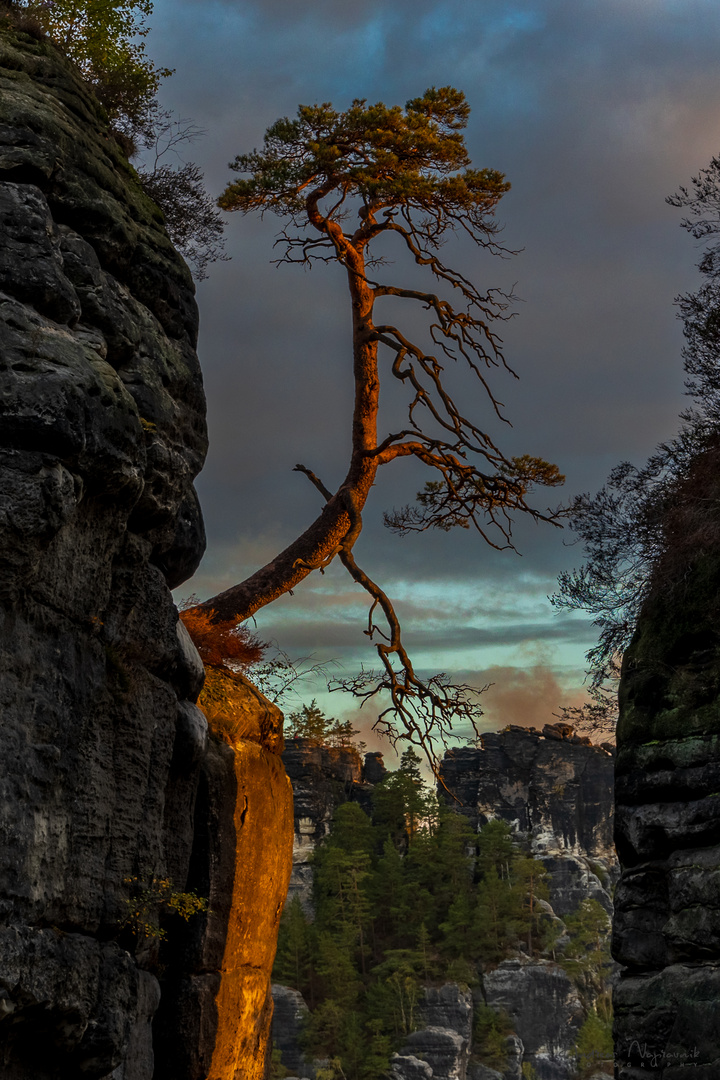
[439,726,617,916]
[282,740,380,911]
[393,983,473,1080]
[0,24,293,1079]
[613,541,720,1076]
[273,727,616,1080]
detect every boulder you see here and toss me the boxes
[401,1026,467,1080]
[391,1053,434,1079]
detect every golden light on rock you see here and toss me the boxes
[198,672,294,1079]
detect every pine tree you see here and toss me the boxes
[560,899,612,1008]
[574,1008,613,1078]
[473,866,521,965]
[287,700,333,743]
[477,818,516,878]
[273,895,316,1002]
[511,855,550,955]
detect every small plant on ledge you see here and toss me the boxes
[121,875,208,941]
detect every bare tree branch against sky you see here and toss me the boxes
[147,0,720,742]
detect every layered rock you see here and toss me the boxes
[394,984,473,1080]
[0,24,293,1079]
[271,985,312,1077]
[282,740,380,911]
[437,730,615,1080]
[439,727,617,914]
[614,543,720,1076]
[481,959,583,1080]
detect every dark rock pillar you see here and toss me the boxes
[614,547,720,1077]
[0,23,214,1080]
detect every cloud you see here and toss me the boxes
[158,0,720,700]
[460,663,588,732]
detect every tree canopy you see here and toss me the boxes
[273,776,610,1079]
[13,0,170,138]
[196,88,564,761]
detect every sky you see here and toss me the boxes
[149,0,720,751]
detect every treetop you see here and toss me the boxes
[219,86,510,244]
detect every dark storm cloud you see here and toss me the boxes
[155,0,720,688]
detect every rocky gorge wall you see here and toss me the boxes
[0,25,293,1079]
[440,725,618,917]
[281,739,380,912]
[273,727,616,1080]
[613,546,720,1078]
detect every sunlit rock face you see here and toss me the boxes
[0,25,294,1079]
[614,545,720,1077]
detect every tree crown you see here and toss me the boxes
[219,87,510,247]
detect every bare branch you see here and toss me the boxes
[333,545,490,772]
[293,463,334,501]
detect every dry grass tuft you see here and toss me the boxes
[179,605,265,670]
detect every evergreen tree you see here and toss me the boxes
[327,718,361,748]
[511,854,550,955]
[371,749,433,851]
[559,899,612,1009]
[287,700,333,743]
[198,87,564,754]
[574,1008,613,1078]
[473,866,521,965]
[273,895,316,1003]
[477,818,516,878]
[282,754,586,1077]
[473,1003,514,1072]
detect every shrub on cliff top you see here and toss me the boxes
[6,0,170,141]
[2,1,228,277]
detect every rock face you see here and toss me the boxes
[439,728,617,915]
[394,984,473,1080]
[0,25,293,1080]
[282,740,378,911]
[481,959,583,1080]
[613,542,720,1076]
[438,730,616,1080]
[270,985,311,1077]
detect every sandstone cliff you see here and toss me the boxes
[273,728,616,1080]
[0,25,293,1079]
[281,739,379,912]
[614,544,720,1077]
[439,726,617,915]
